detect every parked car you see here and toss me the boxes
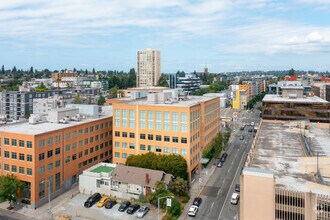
[248,128,253,132]
[193,197,202,206]
[235,184,240,192]
[127,204,140,214]
[97,196,108,208]
[118,201,130,212]
[251,122,255,126]
[240,136,244,140]
[188,205,198,217]
[221,153,228,160]
[243,122,246,126]
[230,193,240,205]
[84,193,101,208]
[105,199,117,209]
[240,126,244,130]
[246,122,250,126]
[136,205,149,218]
[217,161,224,167]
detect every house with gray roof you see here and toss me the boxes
[79,163,173,200]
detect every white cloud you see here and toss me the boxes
[0,0,330,57]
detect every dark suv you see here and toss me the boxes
[84,193,101,208]
[193,197,202,206]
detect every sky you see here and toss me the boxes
[0,0,330,73]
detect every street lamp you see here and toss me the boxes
[158,195,174,220]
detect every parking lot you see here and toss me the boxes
[57,194,158,220]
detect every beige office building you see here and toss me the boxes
[112,91,220,179]
[137,48,161,87]
[241,120,330,220]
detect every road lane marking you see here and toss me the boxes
[217,189,221,196]
[218,152,246,220]
[211,202,215,210]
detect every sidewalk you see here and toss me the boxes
[179,159,217,220]
[0,184,80,220]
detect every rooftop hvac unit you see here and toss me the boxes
[165,99,173,104]
[59,117,70,124]
[71,114,81,121]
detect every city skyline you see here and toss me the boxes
[1,0,330,72]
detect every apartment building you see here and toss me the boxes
[0,107,113,209]
[241,120,330,220]
[112,91,220,179]
[239,84,252,99]
[312,82,330,102]
[33,94,74,114]
[0,89,100,120]
[52,70,77,82]
[136,48,161,87]
[232,90,248,110]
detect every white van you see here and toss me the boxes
[230,193,239,205]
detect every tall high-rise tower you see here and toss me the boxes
[136,48,161,87]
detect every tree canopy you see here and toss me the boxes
[158,74,169,87]
[98,94,105,105]
[126,152,189,180]
[0,174,25,208]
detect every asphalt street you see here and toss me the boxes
[186,109,260,220]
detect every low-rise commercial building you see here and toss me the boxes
[79,163,173,199]
[268,80,312,96]
[262,88,330,123]
[176,74,201,94]
[241,120,330,220]
[0,106,113,208]
[112,91,220,179]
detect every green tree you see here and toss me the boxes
[35,83,48,92]
[128,68,136,87]
[109,86,118,98]
[29,66,34,73]
[12,66,17,73]
[73,94,81,104]
[288,68,295,76]
[98,94,105,105]
[148,181,171,207]
[177,71,185,77]
[0,174,25,208]
[87,96,92,104]
[167,197,181,217]
[168,177,188,196]
[1,65,4,74]
[126,152,189,180]
[92,68,96,74]
[158,74,169,87]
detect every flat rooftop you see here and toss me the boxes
[91,166,114,174]
[118,95,217,107]
[250,120,330,193]
[263,94,329,104]
[0,106,112,135]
